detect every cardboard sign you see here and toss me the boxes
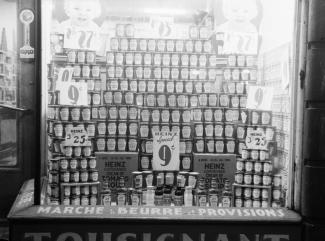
[193,154,236,190]
[63,27,99,51]
[245,130,268,150]
[56,67,74,88]
[19,9,35,59]
[246,86,274,111]
[152,131,179,171]
[220,32,258,55]
[65,127,90,146]
[96,152,138,190]
[59,82,88,106]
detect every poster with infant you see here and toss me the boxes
[213,0,263,55]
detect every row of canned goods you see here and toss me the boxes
[234,185,271,200]
[107,52,228,68]
[47,105,139,121]
[234,171,273,186]
[132,170,199,188]
[109,38,213,53]
[193,138,242,154]
[222,81,247,94]
[105,66,256,81]
[48,194,98,206]
[64,64,101,78]
[95,136,139,152]
[102,92,247,108]
[106,79,221,94]
[241,149,270,161]
[65,50,97,64]
[236,159,272,174]
[138,155,193,171]
[48,156,97,171]
[49,140,93,157]
[48,168,99,184]
[47,183,98,199]
[139,108,247,123]
[234,198,269,208]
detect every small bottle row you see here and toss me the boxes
[48,156,97,171]
[48,168,99,184]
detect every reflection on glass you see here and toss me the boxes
[0,0,17,167]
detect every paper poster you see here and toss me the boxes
[246,86,274,111]
[59,82,88,106]
[152,131,179,171]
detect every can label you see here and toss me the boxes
[205,124,214,137]
[136,67,143,79]
[148,81,156,92]
[171,54,179,66]
[175,40,184,52]
[139,39,147,51]
[181,68,189,79]
[146,94,156,106]
[215,140,224,153]
[182,125,191,138]
[152,109,160,122]
[196,139,204,152]
[157,81,165,92]
[148,39,156,51]
[182,110,191,122]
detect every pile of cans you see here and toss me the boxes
[233,149,273,208]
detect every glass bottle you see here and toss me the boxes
[131,178,142,206]
[154,175,164,206]
[163,174,173,206]
[117,177,127,206]
[174,176,184,206]
[196,178,207,207]
[146,186,155,206]
[208,178,219,207]
[221,179,232,207]
[184,186,193,207]
[100,180,111,206]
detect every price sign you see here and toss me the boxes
[65,127,90,146]
[63,27,99,51]
[153,131,179,171]
[56,67,74,90]
[220,32,258,55]
[245,130,268,150]
[246,86,274,111]
[59,82,88,106]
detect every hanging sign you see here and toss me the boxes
[59,82,88,106]
[152,131,179,171]
[19,9,35,59]
[246,86,274,111]
[65,126,90,146]
[245,129,268,150]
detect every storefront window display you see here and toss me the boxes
[43,0,296,210]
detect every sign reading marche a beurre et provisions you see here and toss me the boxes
[96,152,138,190]
[193,154,236,190]
[153,131,179,171]
[65,127,90,146]
[245,130,268,150]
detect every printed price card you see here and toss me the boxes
[59,82,88,106]
[65,126,90,146]
[152,131,179,171]
[245,130,268,150]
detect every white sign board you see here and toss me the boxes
[63,27,99,51]
[220,32,258,55]
[245,130,268,150]
[59,82,88,106]
[56,67,74,89]
[65,127,90,146]
[246,86,274,111]
[153,131,179,171]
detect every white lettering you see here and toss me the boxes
[250,209,256,217]
[51,207,62,214]
[225,209,236,216]
[140,208,150,215]
[256,209,265,217]
[57,233,82,241]
[75,207,83,214]
[162,208,173,216]
[157,233,174,241]
[174,208,182,215]
[265,209,277,217]
[216,234,229,241]
[217,209,226,216]
[63,207,74,214]
[276,210,285,218]
[37,207,51,214]
[151,208,161,215]
[198,209,206,215]
[182,233,194,241]
[207,209,217,216]
[96,207,104,215]
[117,233,136,241]
[243,209,251,216]
[237,209,243,216]
[129,207,138,215]
[84,207,95,215]
[103,233,112,241]
[24,233,51,241]
[263,235,289,241]
[118,207,128,215]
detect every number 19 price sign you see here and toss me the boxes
[245,130,268,150]
[153,131,179,171]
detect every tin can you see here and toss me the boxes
[151,109,160,122]
[81,185,90,195]
[148,39,156,51]
[70,195,80,205]
[203,40,212,52]
[235,198,243,207]
[253,199,261,208]
[177,95,188,107]
[262,175,272,186]
[181,155,192,170]
[253,174,262,185]
[189,26,199,39]
[235,172,244,184]
[194,123,204,137]
[262,189,269,199]
[206,138,215,153]
[263,162,272,174]
[252,188,261,199]
[179,140,186,154]
[254,162,263,173]
[128,137,138,152]
[117,137,127,152]
[204,123,214,138]
[244,188,252,198]
[213,123,223,137]
[106,121,117,135]
[140,155,151,170]
[194,138,204,153]
[219,94,229,107]
[89,169,98,182]
[215,139,225,153]
[140,124,149,138]
[60,170,70,183]
[272,188,281,200]
[175,40,184,52]
[96,137,106,152]
[143,170,154,187]
[139,39,147,51]
[90,185,98,195]
[79,158,87,170]
[243,198,252,208]
[244,172,252,185]
[185,40,194,52]
[236,159,244,171]
[234,186,242,197]
[157,40,166,52]
[128,122,138,136]
[194,41,203,53]
[273,175,282,188]
[245,160,253,172]
[117,122,127,136]
[83,146,91,157]
[225,139,236,153]
[171,54,179,66]
[188,172,199,189]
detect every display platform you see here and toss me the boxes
[8,179,302,241]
